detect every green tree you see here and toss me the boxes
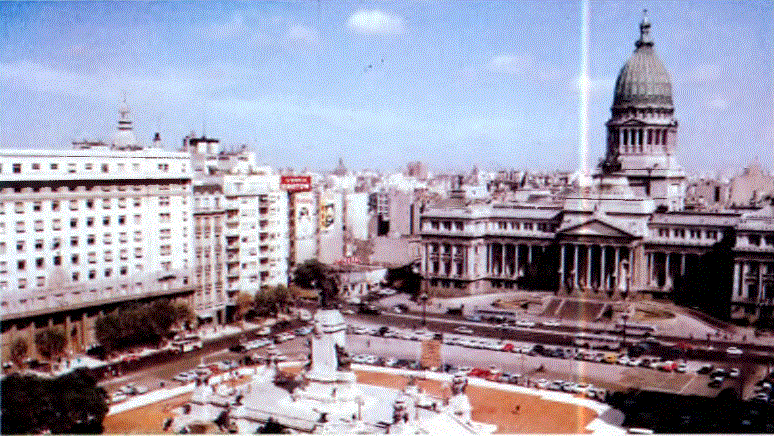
[173,302,195,328]
[293,259,328,289]
[10,338,28,369]
[95,312,122,352]
[34,327,66,361]
[235,292,254,320]
[1,368,108,434]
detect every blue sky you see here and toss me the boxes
[1,1,771,174]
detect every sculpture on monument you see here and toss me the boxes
[335,343,352,371]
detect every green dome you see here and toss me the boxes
[613,12,673,109]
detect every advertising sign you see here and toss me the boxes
[280,175,312,192]
[420,340,442,370]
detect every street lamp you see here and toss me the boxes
[620,312,629,350]
[420,292,429,327]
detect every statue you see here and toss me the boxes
[335,343,352,371]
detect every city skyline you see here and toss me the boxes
[1,1,771,174]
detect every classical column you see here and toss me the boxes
[600,245,607,290]
[613,246,620,291]
[573,244,579,289]
[486,244,491,274]
[759,262,765,302]
[528,245,533,264]
[733,261,741,298]
[680,253,686,277]
[500,243,505,277]
[559,244,566,290]
[515,244,520,278]
[741,261,748,299]
[586,245,592,291]
[664,252,671,288]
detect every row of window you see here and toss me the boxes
[2,197,183,215]
[5,213,184,233]
[655,227,719,240]
[3,161,185,174]
[0,184,186,195]
[427,220,552,232]
[741,233,774,248]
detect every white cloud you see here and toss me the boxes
[708,96,729,110]
[347,9,405,36]
[285,25,319,46]
[486,53,533,75]
[201,13,248,40]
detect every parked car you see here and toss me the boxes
[542,319,561,327]
[726,346,743,356]
[729,368,740,378]
[515,320,536,328]
[454,326,474,335]
[111,392,128,403]
[697,364,714,374]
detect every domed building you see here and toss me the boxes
[599,11,686,211]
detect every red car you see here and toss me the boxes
[502,343,515,352]
[469,368,492,379]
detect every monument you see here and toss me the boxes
[169,306,496,434]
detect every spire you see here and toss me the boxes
[636,9,653,48]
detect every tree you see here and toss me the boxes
[293,259,328,289]
[385,263,422,298]
[1,368,108,434]
[235,292,254,321]
[35,327,66,361]
[173,302,195,329]
[10,338,28,369]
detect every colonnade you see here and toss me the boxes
[485,242,543,278]
[732,259,774,303]
[557,243,631,293]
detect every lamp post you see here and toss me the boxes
[420,292,429,327]
[621,312,629,350]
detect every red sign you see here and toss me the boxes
[281,175,312,192]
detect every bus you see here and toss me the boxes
[573,332,621,350]
[171,335,203,353]
[613,321,656,336]
[473,308,518,323]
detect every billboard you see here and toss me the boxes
[280,175,312,192]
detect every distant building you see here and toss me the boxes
[418,13,774,322]
[729,162,774,207]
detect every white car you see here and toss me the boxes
[346,297,361,305]
[341,309,355,315]
[726,346,743,356]
[454,326,474,335]
[515,320,536,328]
[275,333,295,343]
[352,354,370,364]
[255,326,271,336]
[379,289,397,296]
[542,319,561,327]
[111,392,128,403]
[729,368,740,378]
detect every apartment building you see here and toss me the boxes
[0,146,195,359]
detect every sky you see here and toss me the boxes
[0,1,772,175]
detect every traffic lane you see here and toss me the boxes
[340,334,725,396]
[358,312,771,370]
[367,311,774,357]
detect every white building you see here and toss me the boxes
[0,103,195,358]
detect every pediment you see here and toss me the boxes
[558,218,635,238]
[617,119,648,127]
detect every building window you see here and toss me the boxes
[33,201,42,212]
[51,238,60,249]
[53,255,61,266]
[101,163,109,173]
[70,218,78,228]
[86,217,94,227]
[103,216,110,226]
[15,202,24,213]
[17,260,25,271]
[70,236,78,247]
[12,163,21,173]
[86,199,94,209]
[50,163,58,170]
[88,270,96,280]
[35,239,43,250]
[51,200,60,211]
[69,200,78,211]
[71,272,79,282]
[34,220,43,231]
[36,258,44,269]
[749,234,761,246]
